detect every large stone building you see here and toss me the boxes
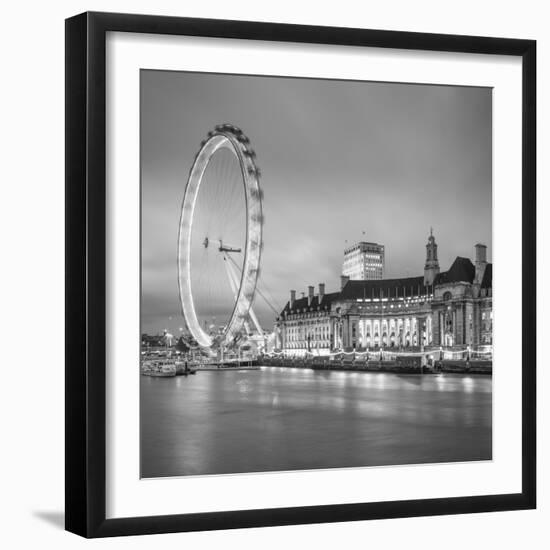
[277,232,492,355]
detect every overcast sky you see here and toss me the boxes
[141,70,492,335]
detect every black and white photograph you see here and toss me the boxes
[140,70,493,479]
[0,0,543,544]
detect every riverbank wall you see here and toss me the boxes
[261,356,492,375]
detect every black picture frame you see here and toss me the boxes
[65,11,536,538]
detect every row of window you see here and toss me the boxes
[286,345,331,350]
[286,309,329,317]
[286,324,330,342]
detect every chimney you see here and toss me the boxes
[308,285,314,306]
[340,275,350,290]
[475,243,487,264]
[474,243,487,284]
[290,290,296,309]
[318,283,325,302]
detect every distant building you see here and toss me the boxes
[277,232,492,355]
[141,333,170,349]
[342,241,385,280]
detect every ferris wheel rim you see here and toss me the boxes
[177,125,263,348]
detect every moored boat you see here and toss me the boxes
[141,360,177,377]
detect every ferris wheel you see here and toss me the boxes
[177,124,263,348]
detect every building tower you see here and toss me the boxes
[342,241,385,280]
[423,228,440,286]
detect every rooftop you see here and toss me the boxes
[344,241,384,254]
[280,292,340,315]
[279,255,492,317]
[435,256,476,285]
[339,276,430,300]
[481,263,493,289]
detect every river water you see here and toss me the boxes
[140,367,492,478]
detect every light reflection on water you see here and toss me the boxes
[141,367,492,478]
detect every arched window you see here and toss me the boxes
[443,291,452,301]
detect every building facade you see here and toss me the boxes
[277,233,492,355]
[342,241,385,280]
[277,284,339,354]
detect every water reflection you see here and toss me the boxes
[141,368,492,478]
